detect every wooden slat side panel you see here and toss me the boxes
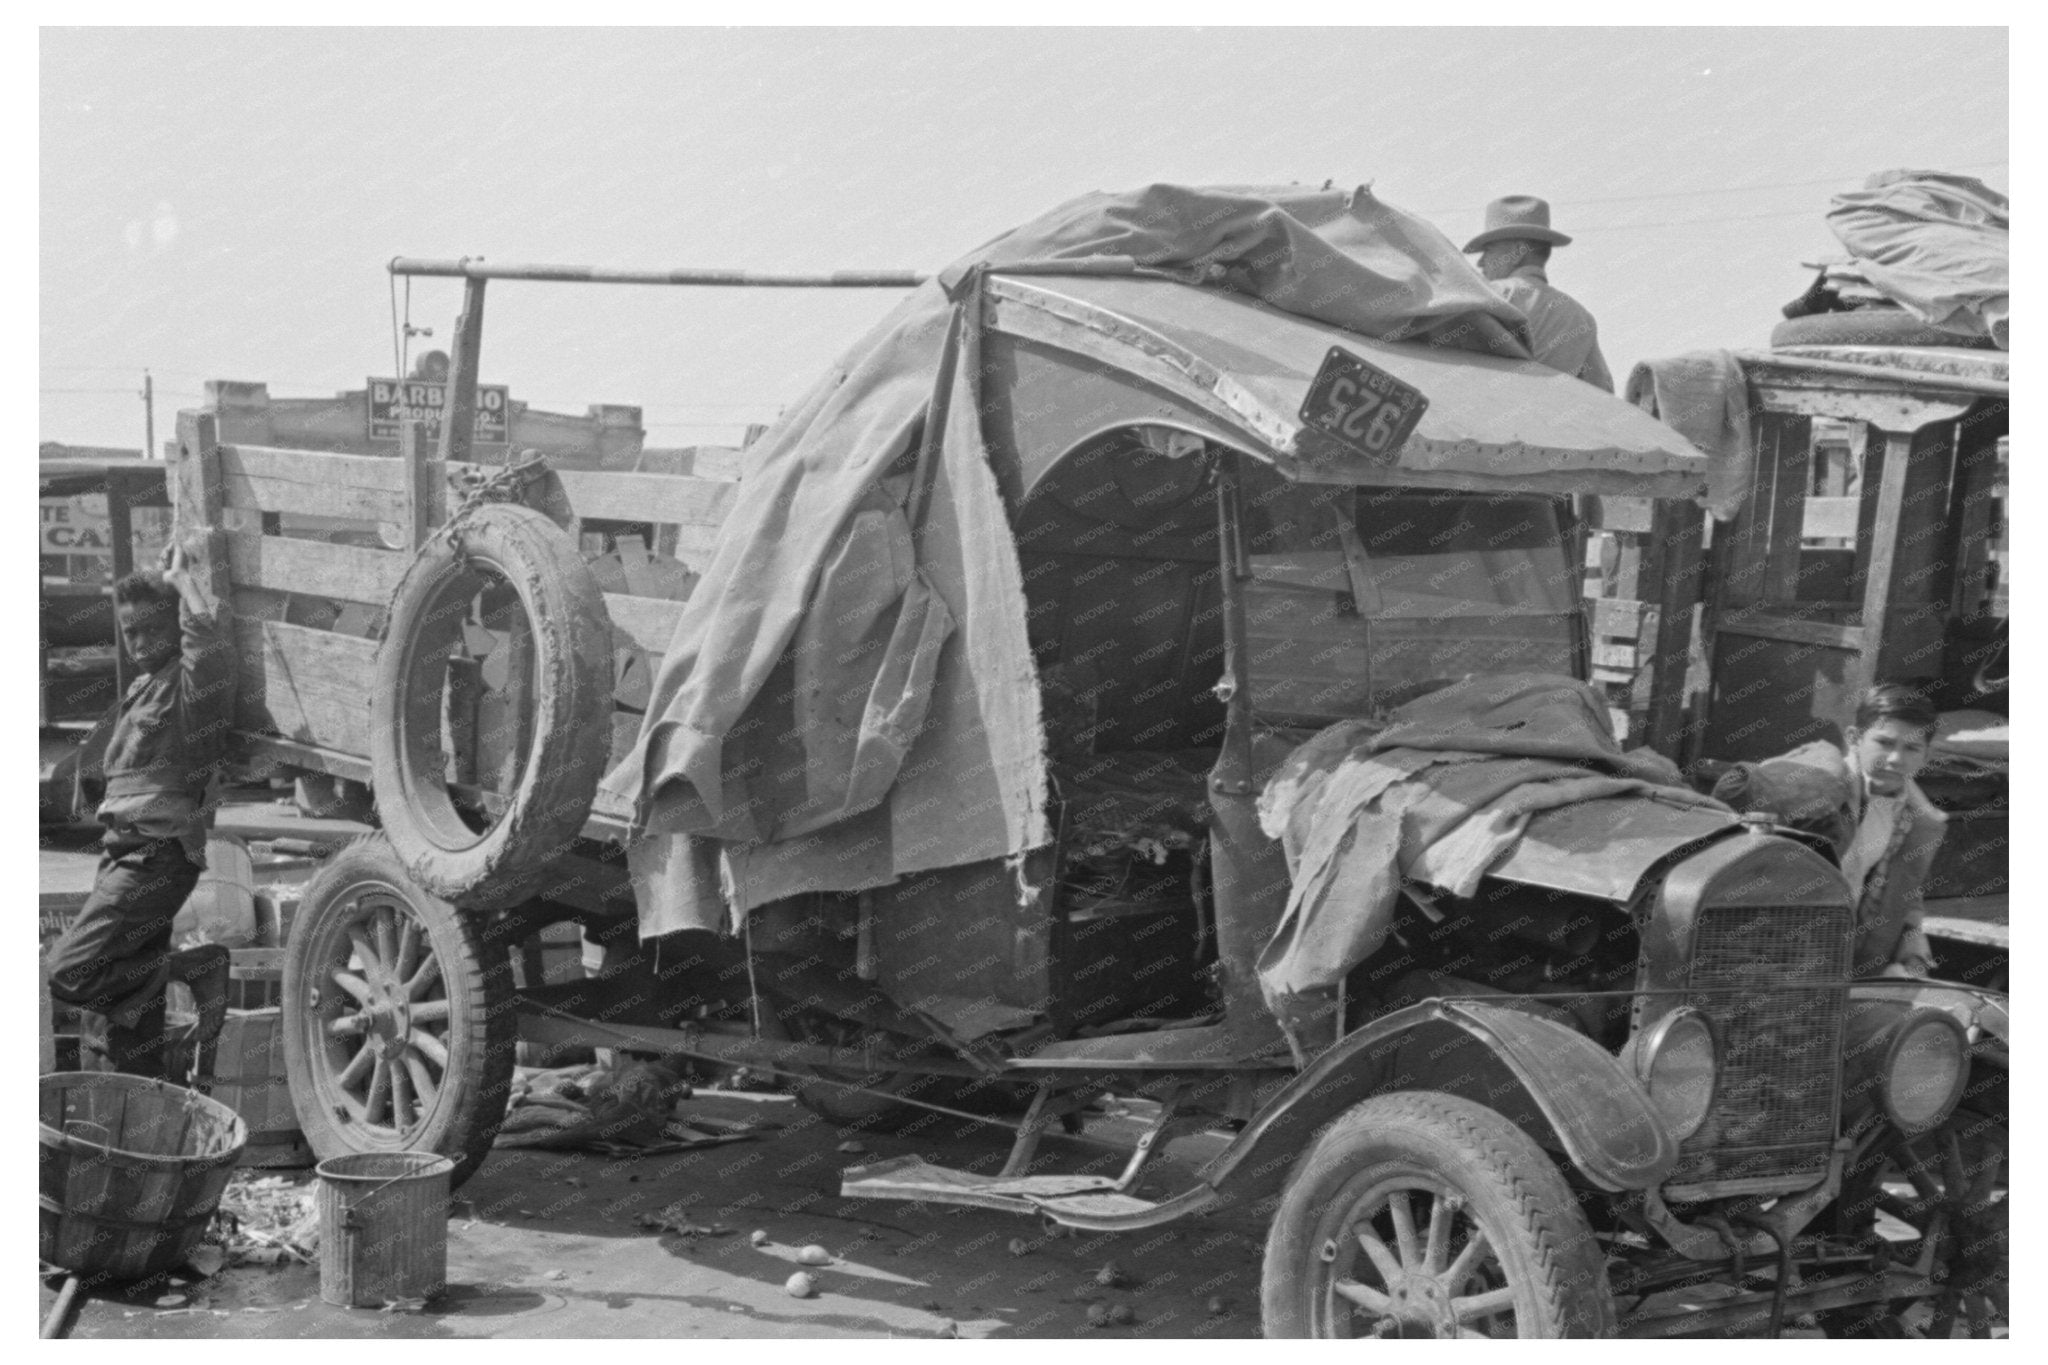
[225,533,406,605]
[553,469,737,528]
[604,593,687,655]
[224,444,411,491]
[232,619,379,758]
[221,470,407,523]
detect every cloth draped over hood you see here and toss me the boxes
[601,184,1545,939]
[1624,350,1755,521]
[1254,674,1721,1037]
[1825,170,2009,349]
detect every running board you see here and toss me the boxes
[839,1155,1219,1231]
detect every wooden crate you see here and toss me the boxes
[196,1008,312,1169]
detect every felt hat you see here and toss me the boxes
[1462,195,1573,252]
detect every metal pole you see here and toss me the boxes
[388,257,926,289]
[142,370,155,460]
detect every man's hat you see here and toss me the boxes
[1462,195,1573,252]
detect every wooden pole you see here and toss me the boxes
[41,1274,81,1338]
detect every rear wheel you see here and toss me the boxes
[1262,1091,1613,1338]
[281,835,515,1189]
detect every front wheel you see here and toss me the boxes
[1262,1091,1614,1338]
[281,835,515,1189]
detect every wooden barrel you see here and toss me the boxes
[38,1072,248,1280]
[316,1152,454,1307]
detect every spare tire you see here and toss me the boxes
[1772,309,1996,350]
[372,503,612,909]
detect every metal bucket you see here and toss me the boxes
[315,1151,454,1307]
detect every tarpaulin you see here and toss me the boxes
[1825,170,2009,349]
[601,184,1548,937]
[1254,674,1718,1034]
[1624,350,1755,520]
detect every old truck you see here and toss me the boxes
[170,191,2004,1337]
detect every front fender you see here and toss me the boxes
[1201,998,1677,1202]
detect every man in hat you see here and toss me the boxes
[1465,195,1613,391]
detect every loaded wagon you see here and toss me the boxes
[171,185,2005,1337]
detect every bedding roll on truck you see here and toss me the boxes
[173,185,2004,1337]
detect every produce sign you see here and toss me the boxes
[1299,346,1429,467]
[367,377,511,446]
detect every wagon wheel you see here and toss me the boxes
[281,835,515,1189]
[1262,1092,1613,1338]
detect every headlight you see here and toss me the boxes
[1843,1001,1971,1134]
[1882,1010,1969,1133]
[1624,1008,1717,1141]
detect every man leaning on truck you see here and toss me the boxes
[1466,194,1614,392]
[47,537,237,1079]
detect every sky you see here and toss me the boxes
[40,25,2008,452]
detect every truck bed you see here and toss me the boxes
[172,415,739,855]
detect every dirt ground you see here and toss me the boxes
[41,1092,1271,1341]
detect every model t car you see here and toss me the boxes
[170,185,2004,1336]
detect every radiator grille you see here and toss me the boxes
[1673,903,1850,1185]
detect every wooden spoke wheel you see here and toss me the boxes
[282,835,514,1189]
[1263,1092,1613,1339]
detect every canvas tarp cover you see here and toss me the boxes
[1826,170,2010,349]
[1253,674,1720,1040]
[601,183,1542,938]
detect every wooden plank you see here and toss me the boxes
[1590,596,1647,638]
[225,533,406,605]
[553,469,736,528]
[1755,385,1975,429]
[605,593,687,655]
[402,422,441,547]
[233,734,374,784]
[689,447,747,482]
[1641,501,1704,761]
[1588,497,1655,534]
[224,443,408,490]
[1855,428,1915,695]
[1801,496,1859,542]
[173,409,235,603]
[220,445,408,522]
[1716,609,1865,652]
[1592,641,1639,672]
[232,618,379,757]
[1760,417,1811,603]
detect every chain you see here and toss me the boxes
[446,448,551,522]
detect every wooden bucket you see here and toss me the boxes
[38,1072,247,1280]
[316,1151,454,1307]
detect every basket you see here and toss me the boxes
[38,1072,247,1280]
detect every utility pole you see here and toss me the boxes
[142,369,156,459]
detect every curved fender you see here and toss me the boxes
[1201,999,1677,1202]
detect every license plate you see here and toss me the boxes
[1298,347,1429,466]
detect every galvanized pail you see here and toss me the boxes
[315,1151,454,1307]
